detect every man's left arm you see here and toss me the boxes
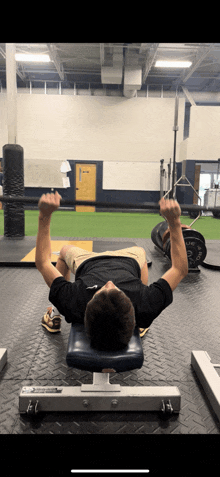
[140,261,148,285]
[35,192,63,288]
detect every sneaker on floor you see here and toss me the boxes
[42,307,61,333]
[139,328,149,338]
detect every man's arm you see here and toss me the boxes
[140,261,148,285]
[159,198,188,291]
[35,192,63,288]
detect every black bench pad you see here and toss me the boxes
[66,323,144,373]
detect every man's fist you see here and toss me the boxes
[159,197,181,223]
[38,191,62,217]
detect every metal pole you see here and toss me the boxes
[6,43,17,144]
[160,159,164,199]
[170,92,179,199]
[167,159,171,199]
[171,130,177,199]
[0,195,220,214]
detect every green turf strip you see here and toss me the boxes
[0,210,219,240]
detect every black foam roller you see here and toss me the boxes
[3,144,24,238]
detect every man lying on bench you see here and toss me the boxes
[35,192,188,351]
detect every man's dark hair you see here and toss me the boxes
[84,289,135,351]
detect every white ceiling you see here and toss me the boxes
[1,43,220,99]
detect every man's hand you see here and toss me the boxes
[38,191,62,217]
[159,197,181,225]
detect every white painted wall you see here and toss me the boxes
[103,161,162,191]
[0,93,185,190]
[181,105,220,161]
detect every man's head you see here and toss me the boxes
[84,281,135,351]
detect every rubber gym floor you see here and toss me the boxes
[0,211,220,440]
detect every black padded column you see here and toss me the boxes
[3,144,25,238]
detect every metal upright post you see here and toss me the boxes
[170,92,179,199]
[160,159,165,199]
[167,159,171,199]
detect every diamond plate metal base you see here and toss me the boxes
[3,241,220,434]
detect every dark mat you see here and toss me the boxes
[0,236,37,266]
[93,240,136,252]
[0,236,152,267]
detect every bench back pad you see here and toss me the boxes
[66,323,144,373]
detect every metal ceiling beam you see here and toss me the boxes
[47,43,64,81]
[0,46,26,82]
[16,68,27,83]
[0,46,6,59]
[172,44,216,88]
[142,43,159,83]
[202,73,220,91]
[181,86,196,106]
[182,44,216,83]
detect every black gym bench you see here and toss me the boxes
[19,324,181,415]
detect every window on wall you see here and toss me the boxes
[196,162,220,205]
[199,173,211,205]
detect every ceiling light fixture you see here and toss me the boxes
[155,60,192,68]
[15,53,51,62]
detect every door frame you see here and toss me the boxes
[74,160,98,209]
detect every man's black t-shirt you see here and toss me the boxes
[49,256,173,328]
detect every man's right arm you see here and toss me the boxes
[159,198,188,291]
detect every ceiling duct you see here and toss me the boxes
[101,46,123,85]
[123,66,142,98]
[123,45,142,98]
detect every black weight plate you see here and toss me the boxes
[164,236,207,268]
[182,228,206,243]
[151,222,168,250]
[189,212,199,219]
[184,236,207,267]
[213,211,220,218]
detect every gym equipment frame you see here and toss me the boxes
[191,351,220,423]
[19,325,181,415]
